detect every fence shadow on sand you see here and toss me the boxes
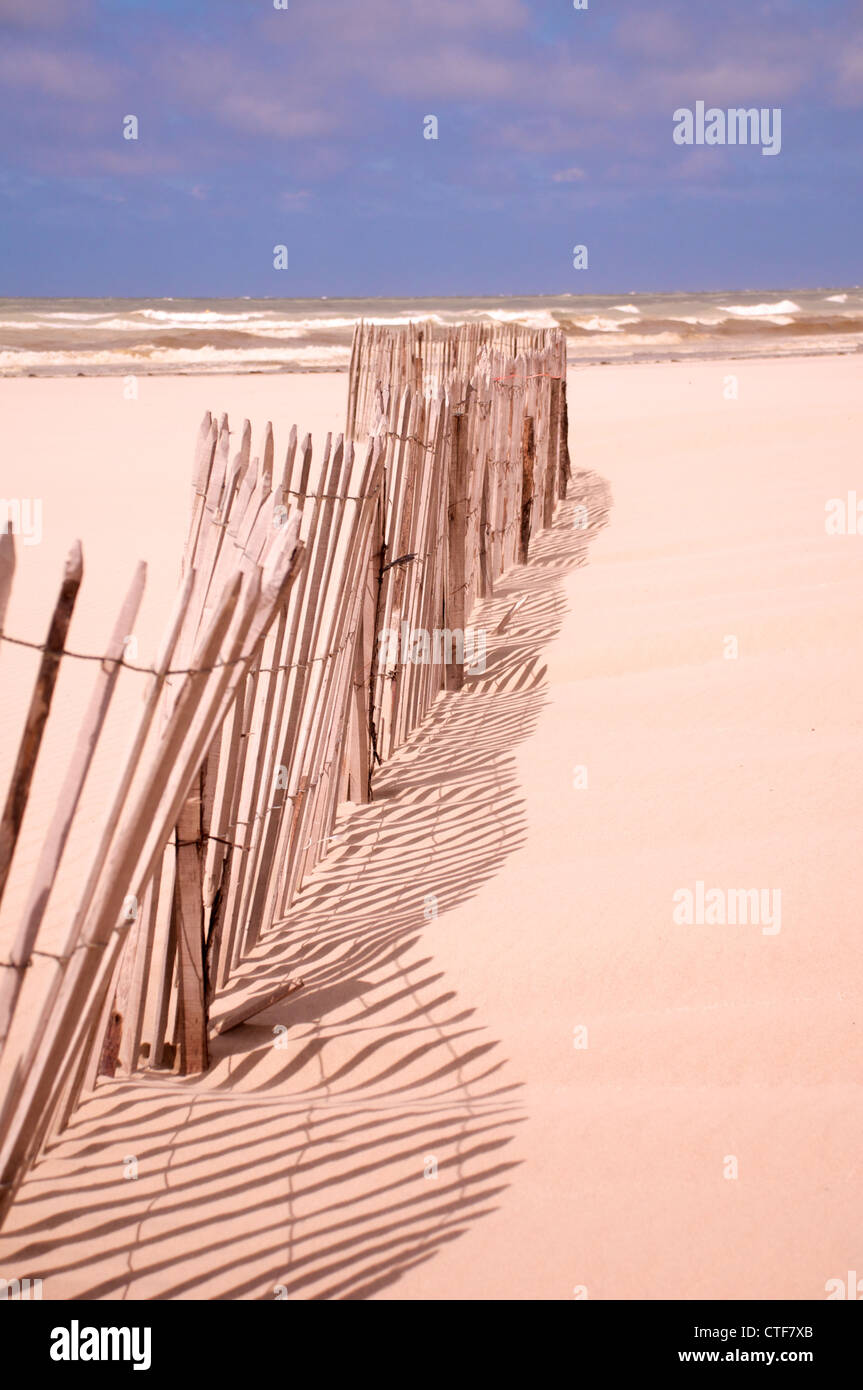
[0,483,611,1301]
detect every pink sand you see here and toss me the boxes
[0,355,861,1299]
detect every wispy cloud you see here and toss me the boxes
[834,40,863,106]
[0,0,860,293]
[0,0,91,27]
[0,42,117,101]
[280,189,314,212]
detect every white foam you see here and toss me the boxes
[467,308,561,330]
[571,316,630,333]
[35,311,116,321]
[719,300,800,317]
[0,342,352,373]
[136,308,273,324]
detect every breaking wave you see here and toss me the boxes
[1,288,860,375]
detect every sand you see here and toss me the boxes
[0,355,861,1299]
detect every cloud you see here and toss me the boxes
[403,0,528,31]
[668,148,732,182]
[614,10,693,60]
[86,149,185,176]
[381,46,523,100]
[261,0,529,42]
[0,0,856,211]
[0,43,117,100]
[280,189,313,212]
[216,92,335,139]
[834,40,863,107]
[157,45,338,141]
[661,56,810,104]
[0,0,90,26]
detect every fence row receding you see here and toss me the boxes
[0,322,571,1223]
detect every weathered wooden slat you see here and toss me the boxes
[174,770,207,1074]
[519,414,536,565]
[445,385,471,692]
[0,542,83,921]
[209,975,305,1038]
[0,530,14,637]
[0,560,146,1051]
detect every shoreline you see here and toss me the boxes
[3,289,862,380]
[3,344,861,382]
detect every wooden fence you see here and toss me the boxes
[354,324,571,763]
[0,322,570,1225]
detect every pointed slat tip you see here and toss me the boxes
[65,541,84,582]
[261,520,302,598]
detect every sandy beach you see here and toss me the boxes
[0,352,860,1299]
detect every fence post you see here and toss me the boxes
[445,386,471,692]
[519,415,535,564]
[173,769,208,1074]
[559,379,572,500]
[357,487,384,800]
[367,490,387,795]
[544,377,562,528]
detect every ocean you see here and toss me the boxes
[1,289,861,377]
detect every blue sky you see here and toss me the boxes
[0,0,860,296]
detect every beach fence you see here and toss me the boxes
[348,322,571,756]
[0,322,570,1223]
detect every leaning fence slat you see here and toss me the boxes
[0,574,248,1210]
[0,530,14,639]
[0,542,83,922]
[0,562,146,1053]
